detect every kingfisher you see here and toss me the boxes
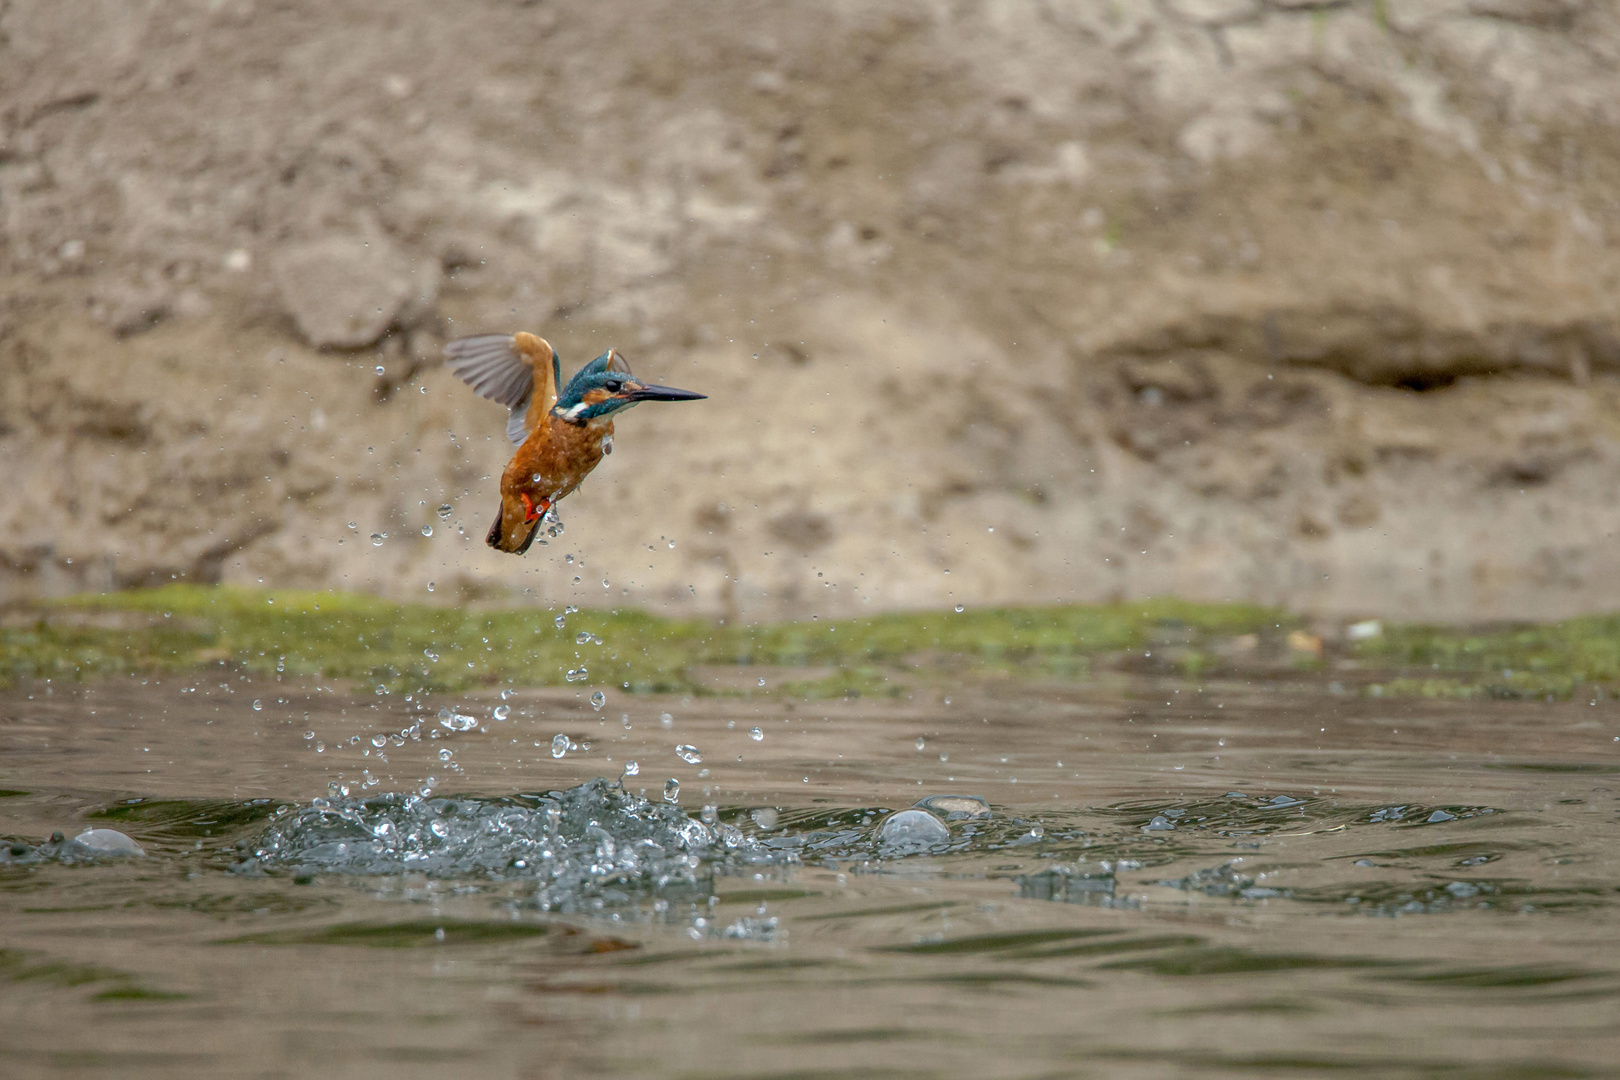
[444,331,705,554]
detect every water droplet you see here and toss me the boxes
[438,504,453,518]
[954,604,964,612]
[375,364,386,375]
[554,615,567,629]
[757,677,766,687]
[660,713,674,728]
[667,540,675,548]
[621,713,632,729]
[426,581,435,592]
[576,631,593,645]
[493,705,510,721]
[750,807,779,830]
[348,521,357,530]
[701,805,718,823]
[1029,824,1044,840]
[421,524,433,537]
[423,649,439,661]
[551,734,570,758]
[915,737,925,751]
[252,699,263,711]
[314,741,325,753]
[749,727,763,741]
[437,707,477,732]
[370,533,384,546]
[438,748,454,762]
[303,730,315,740]
[429,819,448,838]
[590,691,606,709]
[662,779,680,803]
[371,735,387,748]
[501,688,513,700]
[622,760,640,777]
[676,744,702,764]
[566,667,588,682]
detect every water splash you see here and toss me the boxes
[529,506,565,545]
[247,779,720,913]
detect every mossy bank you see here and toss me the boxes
[4,586,1619,701]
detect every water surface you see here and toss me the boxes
[3,674,1618,1079]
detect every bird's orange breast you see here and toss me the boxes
[502,414,613,501]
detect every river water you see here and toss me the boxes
[2,673,1618,1079]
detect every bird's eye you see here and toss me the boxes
[604,380,622,392]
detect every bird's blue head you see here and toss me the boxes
[553,349,705,424]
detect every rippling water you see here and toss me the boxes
[3,675,1619,1078]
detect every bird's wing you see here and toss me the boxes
[444,332,558,446]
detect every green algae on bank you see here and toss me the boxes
[3,585,1617,699]
[1,585,1285,694]
[1355,616,1620,700]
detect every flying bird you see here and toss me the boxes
[444,331,705,554]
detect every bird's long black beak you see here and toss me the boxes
[623,384,706,402]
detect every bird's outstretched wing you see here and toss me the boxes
[443,332,559,445]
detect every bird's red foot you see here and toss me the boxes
[520,492,551,524]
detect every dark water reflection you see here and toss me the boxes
[2,675,1619,1079]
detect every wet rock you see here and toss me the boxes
[914,795,992,821]
[271,235,439,349]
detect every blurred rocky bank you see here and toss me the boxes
[3,0,1619,623]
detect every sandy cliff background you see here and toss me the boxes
[3,0,1619,622]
